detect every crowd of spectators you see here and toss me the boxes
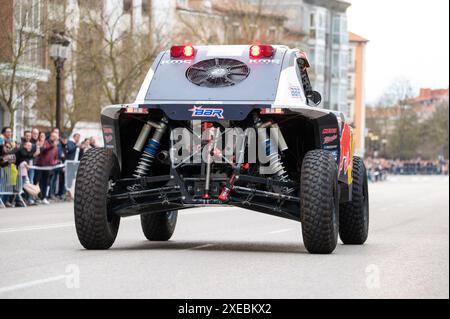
[365,157,449,182]
[0,126,97,207]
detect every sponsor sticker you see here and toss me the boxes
[339,122,352,174]
[249,59,280,64]
[102,127,113,134]
[289,86,301,98]
[104,135,113,144]
[322,128,338,134]
[160,60,192,65]
[323,134,338,144]
[189,106,224,119]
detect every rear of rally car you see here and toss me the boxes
[74,44,369,254]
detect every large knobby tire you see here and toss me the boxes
[141,211,178,241]
[300,150,339,254]
[74,148,120,250]
[339,156,369,244]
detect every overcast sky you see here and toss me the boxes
[346,0,449,103]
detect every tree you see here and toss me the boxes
[176,0,284,45]
[0,1,47,129]
[33,1,171,133]
[387,108,420,159]
[78,6,170,106]
[367,80,418,158]
[418,101,449,159]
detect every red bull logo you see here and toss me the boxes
[339,122,352,175]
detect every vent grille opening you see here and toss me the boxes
[186,58,250,88]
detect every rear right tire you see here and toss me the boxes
[74,148,120,250]
[300,150,339,254]
[339,156,369,244]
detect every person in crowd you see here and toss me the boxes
[15,141,34,167]
[35,131,59,205]
[0,127,15,149]
[79,138,92,159]
[65,133,80,161]
[0,142,17,207]
[53,133,69,200]
[89,136,97,149]
[31,128,39,145]
[21,131,32,144]
[37,132,46,147]
[0,142,14,168]
[14,141,37,206]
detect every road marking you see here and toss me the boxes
[0,210,211,235]
[189,244,216,250]
[0,275,67,295]
[0,222,73,234]
[269,228,293,234]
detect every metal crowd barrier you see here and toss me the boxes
[64,160,80,192]
[0,160,80,209]
[0,164,26,208]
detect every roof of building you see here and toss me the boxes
[367,87,449,120]
[349,32,369,43]
[304,0,351,12]
[177,0,286,20]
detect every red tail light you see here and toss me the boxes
[170,45,196,59]
[183,45,195,58]
[249,45,274,59]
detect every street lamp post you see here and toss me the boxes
[49,32,70,131]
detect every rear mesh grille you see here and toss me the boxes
[186,58,250,88]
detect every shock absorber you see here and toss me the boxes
[255,115,294,194]
[133,117,168,178]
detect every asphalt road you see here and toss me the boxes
[0,176,448,299]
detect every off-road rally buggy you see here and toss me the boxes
[74,45,369,254]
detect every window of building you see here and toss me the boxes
[230,22,241,43]
[348,47,354,66]
[340,51,348,78]
[142,0,151,15]
[309,12,316,38]
[16,0,42,31]
[315,46,325,75]
[177,0,189,7]
[348,74,354,93]
[309,48,315,64]
[123,0,133,13]
[317,12,326,40]
[331,83,339,105]
[332,51,339,78]
[310,13,316,28]
[268,26,277,42]
[340,87,347,104]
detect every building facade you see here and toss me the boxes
[348,32,368,156]
[303,0,350,115]
[0,0,50,138]
[2,0,356,138]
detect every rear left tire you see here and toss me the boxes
[141,211,178,241]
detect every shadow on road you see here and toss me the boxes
[109,240,308,254]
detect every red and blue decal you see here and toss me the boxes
[189,106,224,120]
[339,122,353,182]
